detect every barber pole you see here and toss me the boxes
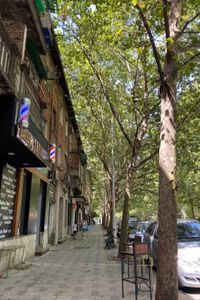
[50,144,56,163]
[18,97,31,128]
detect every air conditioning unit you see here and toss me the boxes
[48,170,54,181]
[55,170,59,181]
[48,170,59,182]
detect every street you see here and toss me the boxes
[0,225,199,300]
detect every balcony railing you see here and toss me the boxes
[70,175,81,194]
[0,19,46,133]
[68,152,80,177]
[20,73,44,131]
[0,17,21,94]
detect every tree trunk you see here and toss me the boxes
[156,82,178,300]
[190,197,195,219]
[109,198,113,232]
[155,1,182,299]
[118,191,129,256]
[118,162,134,257]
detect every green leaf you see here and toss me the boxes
[132,0,138,7]
[166,37,173,45]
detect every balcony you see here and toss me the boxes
[70,175,82,197]
[0,17,21,95]
[0,0,46,54]
[0,17,47,136]
[20,54,47,132]
[68,152,80,177]
[35,0,46,12]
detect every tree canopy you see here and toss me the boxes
[55,1,200,298]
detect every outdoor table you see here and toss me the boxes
[0,245,25,277]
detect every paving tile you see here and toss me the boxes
[0,225,156,300]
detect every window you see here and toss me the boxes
[44,80,52,95]
[146,222,157,235]
[52,109,56,131]
[43,121,48,139]
[177,222,200,240]
[59,106,64,126]
[65,118,68,137]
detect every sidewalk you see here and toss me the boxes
[0,225,155,300]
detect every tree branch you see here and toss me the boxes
[163,0,170,39]
[181,31,200,34]
[177,97,200,130]
[135,148,159,169]
[74,36,133,148]
[91,143,112,180]
[136,4,164,84]
[176,51,200,72]
[179,12,200,38]
[133,100,160,152]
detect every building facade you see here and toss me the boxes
[0,0,91,273]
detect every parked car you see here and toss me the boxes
[128,220,139,241]
[143,221,157,247]
[137,221,152,240]
[129,220,151,242]
[145,219,200,288]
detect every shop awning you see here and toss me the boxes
[35,0,46,12]
[0,135,46,168]
[26,39,47,79]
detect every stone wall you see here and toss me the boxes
[0,234,36,273]
[35,231,49,255]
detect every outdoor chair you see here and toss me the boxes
[121,241,153,300]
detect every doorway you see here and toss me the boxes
[58,197,63,241]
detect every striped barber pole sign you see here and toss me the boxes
[18,97,31,128]
[50,144,56,163]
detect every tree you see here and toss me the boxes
[56,0,160,257]
[131,1,200,299]
[55,1,200,298]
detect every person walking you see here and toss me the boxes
[72,222,77,239]
[81,219,87,240]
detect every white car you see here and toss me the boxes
[145,219,200,288]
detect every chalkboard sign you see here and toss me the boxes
[0,163,16,239]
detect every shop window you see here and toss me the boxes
[65,200,68,226]
[20,171,32,235]
[68,202,71,226]
[20,173,47,245]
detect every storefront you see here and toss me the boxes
[0,94,49,271]
[0,163,17,239]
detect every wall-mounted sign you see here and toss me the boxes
[72,197,84,203]
[0,164,16,239]
[18,97,31,128]
[50,144,56,163]
[17,126,48,162]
